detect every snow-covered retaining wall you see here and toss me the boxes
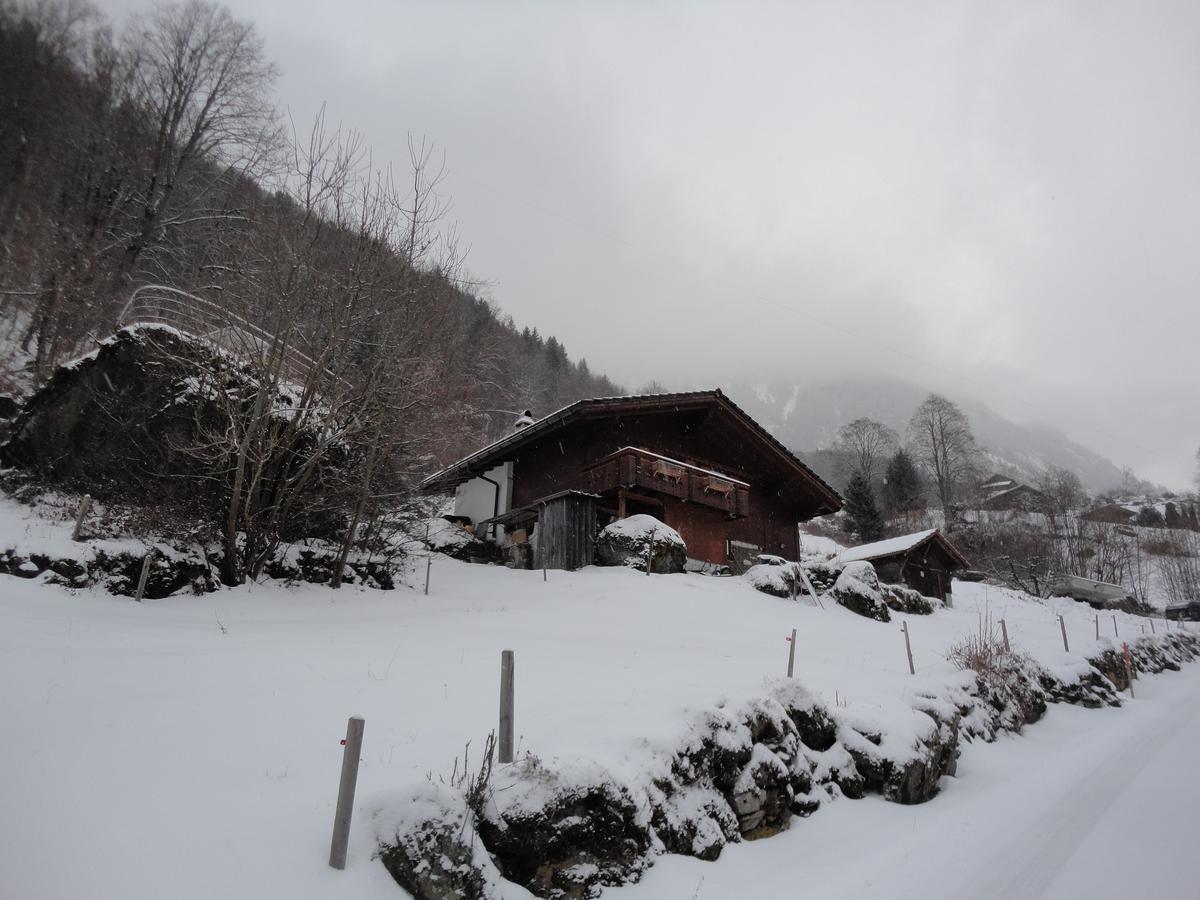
[375,630,1200,899]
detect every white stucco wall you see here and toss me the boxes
[454,462,513,540]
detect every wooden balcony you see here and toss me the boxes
[581,447,750,517]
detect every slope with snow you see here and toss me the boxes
[0,503,1196,898]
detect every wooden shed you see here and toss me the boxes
[839,528,970,602]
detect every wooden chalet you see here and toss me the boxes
[420,390,842,572]
[839,528,969,601]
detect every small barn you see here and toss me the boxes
[978,473,1048,512]
[839,529,969,602]
[420,390,843,572]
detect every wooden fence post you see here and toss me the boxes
[499,649,515,764]
[1149,618,1155,635]
[1113,616,1118,637]
[1122,643,1135,698]
[134,553,153,602]
[71,494,91,542]
[1058,614,1070,653]
[999,618,1010,653]
[329,715,365,870]
[901,621,915,675]
[786,628,797,677]
[1095,614,1099,641]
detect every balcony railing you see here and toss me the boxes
[581,447,750,517]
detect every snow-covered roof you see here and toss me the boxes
[839,528,970,568]
[418,389,842,510]
[839,529,939,562]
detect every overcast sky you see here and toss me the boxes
[101,0,1200,487]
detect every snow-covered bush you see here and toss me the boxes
[946,624,1045,736]
[596,515,686,573]
[829,561,891,622]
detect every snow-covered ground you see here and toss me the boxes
[619,631,1200,900]
[0,527,1195,898]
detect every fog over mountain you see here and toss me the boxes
[723,376,1133,494]
[87,0,1200,489]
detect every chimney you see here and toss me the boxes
[513,409,535,432]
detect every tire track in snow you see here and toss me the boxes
[953,682,1200,900]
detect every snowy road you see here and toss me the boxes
[620,665,1200,900]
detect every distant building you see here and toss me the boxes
[978,473,1049,512]
[1080,503,1137,525]
[838,528,969,601]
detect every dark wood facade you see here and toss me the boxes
[844,530,970,601]
[422,391,842,570]
[535,492,598,571]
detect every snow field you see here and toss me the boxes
[0,533,1193,899]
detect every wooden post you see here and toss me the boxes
[1058,615,1070,653]
[1095,614,1099,641]
[1150,618,1156,635]
[71,494,91,541]
[498,650,515,764]
[789,566,798,603]
[1123,643,1135,698]
[797,565,824,609]
[786,628,797,677]
[1000,618,1010,653]
[1113,616,1118,637]
[424,552,432,595]
[134,553,153,602]
[329,715,365,870]
[901,621,915,675]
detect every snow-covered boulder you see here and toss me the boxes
[375,781,506,900]
[881,583,939,615]
[416,517,483,561]
[596,514,686,573]
[830,560,891,622]
[744,562,797,598]
[477,758,654,898]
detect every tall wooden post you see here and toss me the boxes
[499,650,515,764]
[329,715,365,870]
[901,621,915,675]
[786,628,797,677]
[1000,618,1010,653]
[1150,618,1156,635]
[72,494,91,542]
[1095,614,1099,641]
[134,553,153,602]
[1113,616,1119,637]
[1058,615,1070,653]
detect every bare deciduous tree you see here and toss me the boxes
[907,394,979,522]
[834,417,898,485]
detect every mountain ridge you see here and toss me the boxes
[721,375,1133,493]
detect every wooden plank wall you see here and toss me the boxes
[537,494,597,570]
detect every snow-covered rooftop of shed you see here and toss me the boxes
[839,529,939,563]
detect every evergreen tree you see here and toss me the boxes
[844,471,884,542]
[882,449,923,515]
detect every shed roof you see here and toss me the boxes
[839,528,970,568]
[419,389,842,512]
